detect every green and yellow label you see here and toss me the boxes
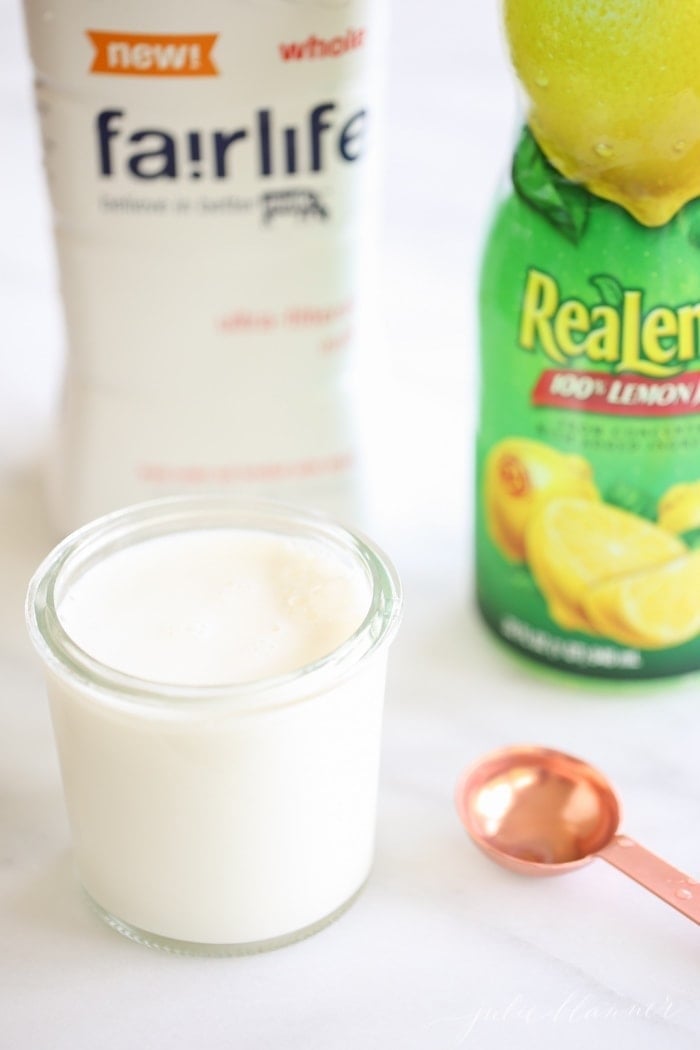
[476,129,700,679]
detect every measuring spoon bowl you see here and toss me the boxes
[455,745,699,924]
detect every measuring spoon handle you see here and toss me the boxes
[598,835,700,925]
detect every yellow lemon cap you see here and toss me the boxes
[504,0,700,226]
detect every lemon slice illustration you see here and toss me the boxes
[485,438,599,563]
[526,498,685,632]
[584,550,700,649]
[504,0,700,225]
[658,481,700,535]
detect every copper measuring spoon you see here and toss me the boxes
[455,745,699,924]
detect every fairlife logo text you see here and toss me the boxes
[95,104,367,181]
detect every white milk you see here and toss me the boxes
[22,1,386,534]
[27,500,401,951]
[57,531,372,685]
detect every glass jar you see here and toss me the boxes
[26,497,402,955]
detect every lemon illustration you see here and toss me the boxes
[658,480,700,535]
[584,550,700,649]
[526,497,685,633]
[485,438,599,563]
[504,0,700,226]
[580,586,651,649]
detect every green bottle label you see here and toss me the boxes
[476,130,700,679]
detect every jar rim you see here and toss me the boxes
[26,496,402,715]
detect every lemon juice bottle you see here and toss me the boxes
[476,0,700,679]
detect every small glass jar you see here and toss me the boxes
[26,497,402,955]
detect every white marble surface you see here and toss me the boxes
[2,2,699,1048]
